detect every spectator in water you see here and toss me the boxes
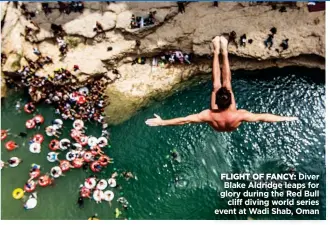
[77,196,84,208]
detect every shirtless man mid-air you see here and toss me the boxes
[145,36,297,132]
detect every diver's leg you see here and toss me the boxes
[211,36,221,110]
[220,36,236,109]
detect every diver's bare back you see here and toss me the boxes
[201,109,243,132]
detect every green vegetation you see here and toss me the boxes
[65,37,82,49]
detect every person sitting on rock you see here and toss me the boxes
[33,47,41,56]
[94,21,104,33]
[177,2,185,14]
[280,39,289,51]
[264,34,274,49]
[240,34,247,47]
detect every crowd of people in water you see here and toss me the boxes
[1,104,134,218]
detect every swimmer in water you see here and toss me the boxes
[146,36,298,132]
[77,196,84,208]
[8,157,23,166]
[18,132,28,138]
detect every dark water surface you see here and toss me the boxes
[1,67,325,220]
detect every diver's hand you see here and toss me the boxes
[145,114,163,126]
[285,116,299,121]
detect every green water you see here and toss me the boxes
[1,67,325,220]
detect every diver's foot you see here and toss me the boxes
[219,36,228,55]
[212,36,221,54]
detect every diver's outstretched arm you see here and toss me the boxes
[145,112,209,127]
[240,110,298,123]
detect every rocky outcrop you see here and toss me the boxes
[1,2,325,124]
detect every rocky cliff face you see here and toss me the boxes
[0,2,325,123]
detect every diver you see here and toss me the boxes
[146,36,298,132]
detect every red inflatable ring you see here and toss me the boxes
[34,115,45,124]
[79,135,88,146]
[90,161,102,173]
[24,180,37,193]
[72,158,83,168]
[38,175,51,187]
[1,130,8,141]
[24,103,35,114]
[26,119,36,129]
[77,96,86,105]
[80,186,91,198]
[30,169,41,179]
[5,141,17,151]
[91,148,99,156]
[98,155,110,167]
[33,134,44,144]
[70,129,81,139]
[49,139,60,151]
[60,160,71,172]
[83,151,93,162]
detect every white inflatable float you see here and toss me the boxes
[29,143,41,154]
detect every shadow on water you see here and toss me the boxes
[1,67,325,220]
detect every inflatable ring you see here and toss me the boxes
[33,115,44,124]
[29,143,41,154]
[84,178,97,189]
[83,151,93,162]
[12,188,24,200]
[96,179,108,190]
[8,157,20,167]
[53,119,63,129]
[97,137,108,148]
[33,134,44,144]
[26,119,36,129]
[38,175,51,187]
[91,148,99,156]
[90,161,102,173]
[66,151,76,161]
[70,129,81,139]
[108,178,117,188]
[1,130,8,141]
[79,87,89,96]
[45,126,57,136]
[59,139,71,150]
[30,169,41,179]
[24,103,35,114]
[24,180,37,193]
[24,198,37,210]
[73,119,84,130]
[60,160,71,172]
[99,155,110,166]
[93,190,104,202]
[79,135,88,146]
[69,92,78,101]
[49,139,60,151]
[5,141,17,151]
[88,137,98,147]
[103,190,114,202]
[50,166,62,178]
[80,186,91,198]
[77,96,86,105]
[47,152,58,162]
[72,158,83,168]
